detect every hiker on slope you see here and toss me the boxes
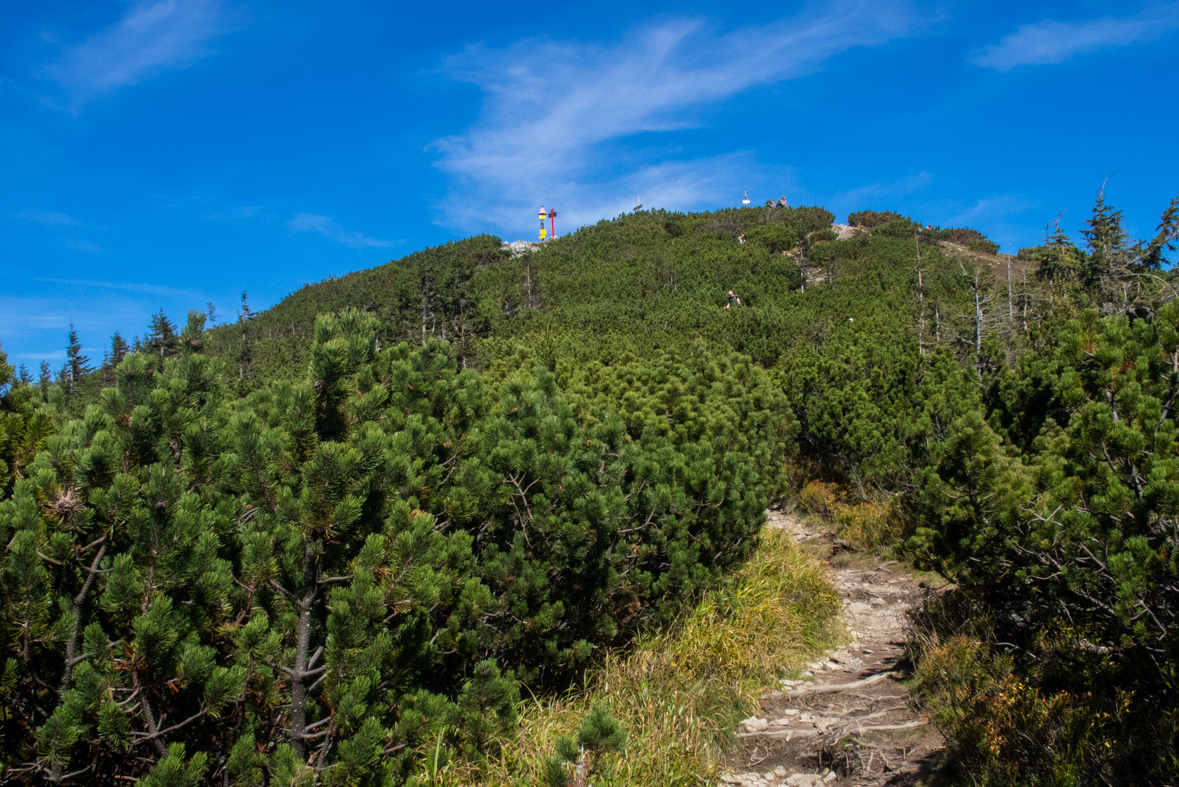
[726,290,742,309]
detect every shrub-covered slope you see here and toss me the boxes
[5,193,1179,785]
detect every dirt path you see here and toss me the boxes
[833,224,864,241]
[720,510,943,787]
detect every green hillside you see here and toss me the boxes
[3,194,1179,785]
[206,204,1004,380]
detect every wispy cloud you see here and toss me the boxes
[0,292,159,363]
[7,351,68,363]
[65,239,104,254]
[947,194,1039,226]
[9,210,107,253]
[0,300,75,332]
[830,172,934,215]
[287,214,399,249]
[44,0,237,101]
[33,277,203,299]
[970,3,1179,70]
[207,205,265,220]
[434,1,921,235]
[462,152,766,235]
[11,209,85,227]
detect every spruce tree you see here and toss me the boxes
[63,323,91,396]
[1139,196,1179,270]
[109,332,128,366]
[1080,186,1129,260]
[1045,218,1078,282]
[1079,186,1130,293]
[143,310,179,364]
[103,331,129,387]
[38,360,51,401]
[235,292,254,383]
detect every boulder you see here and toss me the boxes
[741,716,769,732]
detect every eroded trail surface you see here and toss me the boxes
[721,511,943,787]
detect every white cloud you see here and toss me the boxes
[33,277,203,299]
[207,205,265,220]
[0,292,140,362]
[970,3,1179,70]
[11,209,84,227]
[65,239,104,254]
[0,300,75,332]
[946,194,1039,226]
[829,172,934,214]
[457,152,766,236]
[7,351,67,362]
[433,2,921,236]
[44,0,236,100]
[287,214,399,250]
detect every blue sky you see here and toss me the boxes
[2,1,1177,368]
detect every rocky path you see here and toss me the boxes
[833,224,864,241]
[720,510,943,787]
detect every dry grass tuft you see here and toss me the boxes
[796,478,909,552]
[832,499,905,552]
[425,528,841,786]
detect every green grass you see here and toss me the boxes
[418,528,842,786]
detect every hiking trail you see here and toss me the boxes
[719,510,944,787]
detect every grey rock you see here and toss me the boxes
[785,775,821,787]
[501,240,542,257]
[741,716,769,732]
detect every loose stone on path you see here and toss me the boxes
[718,508,943,785]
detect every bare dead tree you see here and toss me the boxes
[916,230,927,355]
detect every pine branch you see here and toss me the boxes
[132,672,169,759]
[132,709,207,744]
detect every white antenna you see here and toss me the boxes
[742,191,750,206]
[634,197,642,212]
